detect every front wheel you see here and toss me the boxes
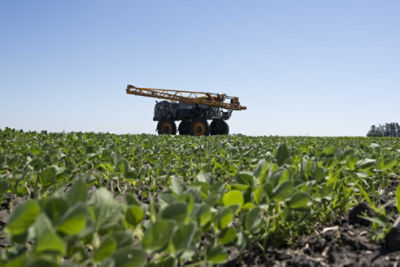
[210,119,229,135]
[157,119,176,135]
[190,118,209,136]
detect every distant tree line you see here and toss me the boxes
[367,122,400,137]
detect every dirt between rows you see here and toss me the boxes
[227,215,400,267]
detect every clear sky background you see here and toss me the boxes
[1,0,399,136]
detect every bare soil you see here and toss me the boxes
[226,215,400,266]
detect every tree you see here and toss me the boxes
[367,122,400,137]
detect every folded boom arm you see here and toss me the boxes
[126,84,246,111]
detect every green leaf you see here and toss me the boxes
[380,158,397,170]
[253,185,264,204]
[197,204,212,226]
[0,180,9,194]
[111,231,134,248]
[2,255,27,267]
[197,172,213,184]
[158,192,176,209]
[222,190,244,209]
[206,245,228,264]
[161,202,188,224]
[89,188,123,231]
[276,143,289,166]
[36,229,66,255]
[322,146,335,156]
[171,222,197,254]
[264,182,273,200]
[33,213,53,238]
[345,156,358,171]
[215,207,234,229]
[272,181,294,202]
[236,172,255,187]
[57,203,87,235]
[94,235,117,262]
[171,176,185,194]
[5,200,40,235]
[218,227,237,245]
[118,159,130,176]
[230,183,250,191]
[356,159,376,170]
[38,166,57,187]
[125,193,142,206]
[67,178,88,206]
[268,168,290,187]
[396,185,400,213]
[358,215,387,227]
[43,197,69,225]
[242,202,254,210]
[125,205,145,228]
[143,220,175,252]
[176,193,195,216]
[254,159,267,180]
[357,185,373,207]
[244,207,261,232]
[111,247,146,267]
[287,192,310,209]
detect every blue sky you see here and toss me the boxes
[1,0,399,136]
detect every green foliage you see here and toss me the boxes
[125,205,144,228]
[38,166,58,187]
[36,229,66,255]
[223,190,244,208]
[57,203,87,235]
[5,200,40,235]
[143,220,175,252]
[160,202,188,223]
[276,143,290,166]
[171,222,197,254]
[396,185,400,213]
[272,181,294,202]
[1,129,399,265]
[218,227,237,245]
[94,236,117,262]
[206,245,228,264]
[89,188,123,231]
[288,192,310,209]
[111,247,146,267]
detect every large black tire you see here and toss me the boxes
[157,119,176,135]
[189,118,209,136]
[210,119,229,135]
[178,120,190,135]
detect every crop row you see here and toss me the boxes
[0,128,399,266]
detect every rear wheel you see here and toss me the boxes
[190,118,209,136]
[178,120,190,135]
[157,119,176,135]
[210,119,229,135]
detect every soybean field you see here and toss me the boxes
[1,128,400,266]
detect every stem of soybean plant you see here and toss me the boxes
[36,184,42,199]
[117,179,122,193]
[110,179,114,193]
[24,182,31,198]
